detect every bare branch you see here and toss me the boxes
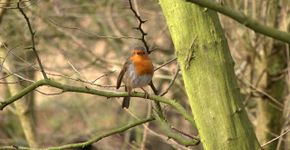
[128,0,150,53]
[160,65,180,96]
[261,128,290,147]
[238,78,284,109]
[17,1,48,79]
[91,70,116,84]
[47,18,140,40]
[171,126,199,140]
[154,57,177,71]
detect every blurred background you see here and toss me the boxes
[0,0,289,149]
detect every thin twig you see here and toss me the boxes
[243,69,266,106]
[47,18,139,40]
[128,0,150,53]
[160,65,180,96]
[1,66,35,83]
[171,126,199,140]
[91,70,116,83]
[0,43,20,72]
[17,1,47,79]
[125,109,193,150]
[155,115,200,146]
[238,78,283,108]
[41,70,117,88]
[154,57,177,71]
[261,128,290,147]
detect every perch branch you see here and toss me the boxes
[0,79,195,125]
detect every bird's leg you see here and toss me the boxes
[141,87,149,99]
[149,81,159,95]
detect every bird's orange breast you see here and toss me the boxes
[130,55,154,76]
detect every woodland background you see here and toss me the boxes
[0,0,289,150]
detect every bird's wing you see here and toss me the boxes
[116,60,130,89]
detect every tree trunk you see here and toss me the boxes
[159,0,260,149]
[0,42,38,147]
[0,5,38,145]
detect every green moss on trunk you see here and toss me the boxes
[159,0,260,149]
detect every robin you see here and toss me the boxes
[116,46,154,108]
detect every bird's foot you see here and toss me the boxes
[141,87,149,99]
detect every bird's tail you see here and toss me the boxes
[122,86,131,108]
[122,96,130,108]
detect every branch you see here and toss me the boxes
[171,126,199,140]
[160,65,180,96]
[128,0,151,53]
[47,18,140,40]
[17,1,48,79]
[0,117,155,150]
[154,57,177,71]
[186,0,290,44]
[155,114,200,147]
[0,79,195,125]
[149,68,199,147]
[153,57,179,118]
[238,78,283,108]
[261,128,290,148]
[149,81,166,121]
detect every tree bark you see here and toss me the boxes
[159,0,260,149]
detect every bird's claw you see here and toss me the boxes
[144,92,149,99]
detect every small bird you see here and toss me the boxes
[116,46,154,108]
